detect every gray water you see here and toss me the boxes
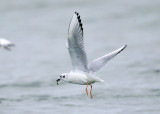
[0,0,160,114]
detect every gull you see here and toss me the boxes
[0,38,15,50]
[56,12,127,99]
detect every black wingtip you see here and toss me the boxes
[124,45,127,48]
[75,12,79,15]
[117,45,127,54]
[121,45,127,51]
[74,12,83,36]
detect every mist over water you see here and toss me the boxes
[0,0,160,114]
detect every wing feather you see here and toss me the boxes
[67,12,89,72]
[89,45,127,73]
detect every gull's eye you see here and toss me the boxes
[63,75,65,78]
[60,76,62,78]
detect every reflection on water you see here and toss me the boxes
[0,0,160,114]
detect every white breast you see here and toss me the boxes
[68,72,87,85]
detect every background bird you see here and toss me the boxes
[0,38,15,50]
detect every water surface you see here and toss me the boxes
[0,0,160,114]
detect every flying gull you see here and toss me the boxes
[0,38,15,50]
[56,12,127,99]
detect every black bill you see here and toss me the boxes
[56,78,61,85]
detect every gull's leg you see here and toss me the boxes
[86,82,89,95]
[90,85,93,99]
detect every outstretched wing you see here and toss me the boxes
[67,12,89,72]
[88,45,127,73]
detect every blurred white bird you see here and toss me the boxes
[56,12,127,99]
[0,38,15,50]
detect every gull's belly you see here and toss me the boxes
[68,73,87,85]
[68,72,99,85]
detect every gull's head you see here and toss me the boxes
[56,73,69,85]
[60,73,69,81]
